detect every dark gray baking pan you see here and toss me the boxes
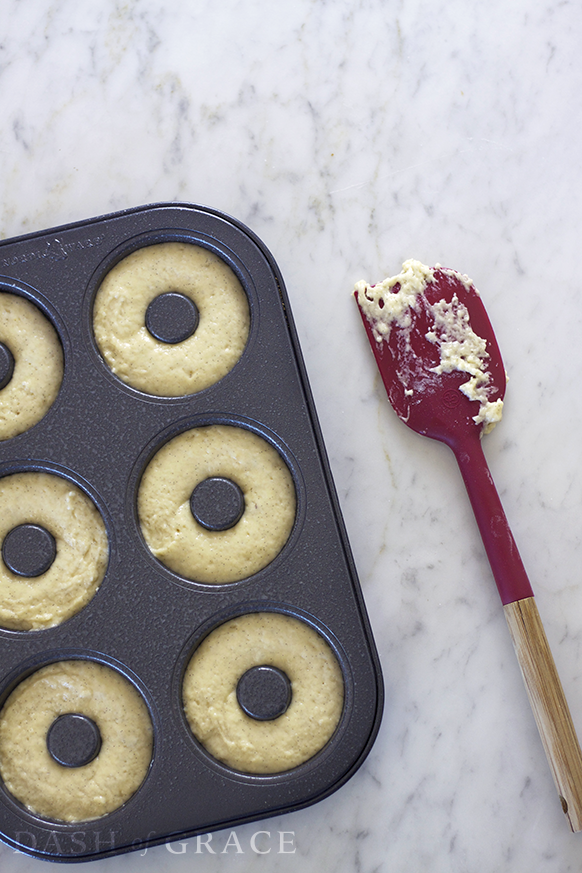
[0,203,383,862]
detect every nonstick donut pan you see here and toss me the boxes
[0,203,383,862]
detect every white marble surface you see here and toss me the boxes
[1,0,582,870]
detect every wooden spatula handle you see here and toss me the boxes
[504,596,582,831]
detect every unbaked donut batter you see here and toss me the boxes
[93,242,250,396]
[137,425,296,584]
[0,660,153,822]
[0,472,108,630]
[0,293,63,440]
[182,612,344,773]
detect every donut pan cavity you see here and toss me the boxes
[0,203,383,862]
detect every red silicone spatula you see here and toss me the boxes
[355,260,582,830]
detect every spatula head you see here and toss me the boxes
[355,263,506,448]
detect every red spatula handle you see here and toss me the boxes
[453,436,582,830]
[453,436,533,605]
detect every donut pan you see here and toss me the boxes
[0,203,383,862]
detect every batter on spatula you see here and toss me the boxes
[354,259,504,434]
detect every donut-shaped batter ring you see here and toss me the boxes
[182,612,344,773]
[137,425,296,584]
[0,293,63,440]
[0,660,153,822]
[0,472,108,631]
[92,242,250,396]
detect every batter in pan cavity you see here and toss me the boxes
[182,612,344,773]
[0,293,63,440]
[138,425,296,584]
[93,242,250,396]
[0,471,108,631]
[0,660,153,822]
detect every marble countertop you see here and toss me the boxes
[2,1,582,870]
